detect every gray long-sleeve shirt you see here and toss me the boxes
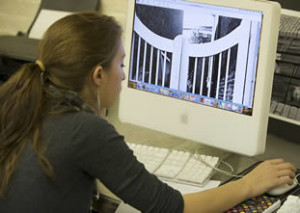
[0,111,183,213]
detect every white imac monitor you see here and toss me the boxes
[119,0,281,156]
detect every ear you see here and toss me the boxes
[92,65,103,86]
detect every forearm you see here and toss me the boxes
[182,159,296,213]
[183,178,249,213]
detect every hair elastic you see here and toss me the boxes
[36,59,46,72]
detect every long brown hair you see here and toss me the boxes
[0,12,122,198]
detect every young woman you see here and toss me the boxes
[0,12,296,213]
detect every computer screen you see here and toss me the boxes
[119,0,281,156]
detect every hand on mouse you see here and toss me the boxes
[240,159,296,199]
[267,177,298,196]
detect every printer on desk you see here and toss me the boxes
[0,0,100,84]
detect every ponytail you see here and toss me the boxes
[0,63,53,198]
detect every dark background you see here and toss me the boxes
[270,0,300,11]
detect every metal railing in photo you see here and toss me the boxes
[130,14,255,106]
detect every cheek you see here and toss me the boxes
[110,74,122,94]
[107,67,123,92]
[114,70,124,85]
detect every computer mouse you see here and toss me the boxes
[267,178,298,196]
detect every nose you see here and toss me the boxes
[121,70,126,81]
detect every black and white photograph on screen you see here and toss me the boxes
[184,13,241,102]
[130,4,183,88]
[129,1,262,114]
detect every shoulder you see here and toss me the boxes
[50,111,113,129]
[74,112,118,139]
[44,111,119,143]
[44,111,124,161]
[75,112,117,135]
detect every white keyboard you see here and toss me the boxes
[127,143,219,186]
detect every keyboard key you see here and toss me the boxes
[129,143,169,173]
[128,143,220,186]
[154,150,190,178]
[177,156,215,185]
